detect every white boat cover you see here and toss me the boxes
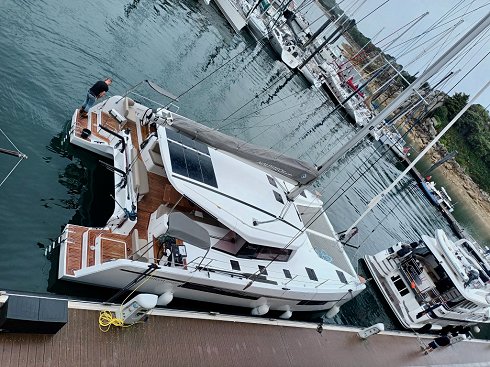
[165,114,319,185]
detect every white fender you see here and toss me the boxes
[157,291,174,306]
[251,304,269,316]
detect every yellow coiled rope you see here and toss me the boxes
[98,272,156,332]
[98,310,128,332]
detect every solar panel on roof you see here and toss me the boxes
[167,129,209,155]
[167,131,217,188]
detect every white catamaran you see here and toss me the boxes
[54,80,365,317]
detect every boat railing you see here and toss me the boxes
[185,255,355,289]
[399,257,446,305]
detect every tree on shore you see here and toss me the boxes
[431,93,490,192]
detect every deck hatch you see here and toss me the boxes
[283,269,292,279]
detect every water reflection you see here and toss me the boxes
[0,0,487,337]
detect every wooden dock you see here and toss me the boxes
[395,155,472,240]
[0,294,489,367]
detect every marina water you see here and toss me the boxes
[0,0,487,337]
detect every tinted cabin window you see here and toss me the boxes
[267,175,277,187]
[213,234,292,262]
[305,267,318,281]
[297,300,327,305]
[230,260,240,271]
[273,190,284,204]
[336,270,347,284]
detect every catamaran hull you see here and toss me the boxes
[59,93,367,318]
[59,260,363,313]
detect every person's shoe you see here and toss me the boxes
[79,108,87,118]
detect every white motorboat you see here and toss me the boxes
[269,25,302,69]
[438,187,455,212]
[364,229,490,330]
[371,125,410,159]
[55,81,365,317]
[421,181,455,213]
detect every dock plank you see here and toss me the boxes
[0,306,490,367]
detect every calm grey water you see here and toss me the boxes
[0,0,487,337]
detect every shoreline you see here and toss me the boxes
[338,42,490,244]
[403,127,490,241]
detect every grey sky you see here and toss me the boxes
[303,0,490,108]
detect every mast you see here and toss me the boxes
[302,0,348,47]
[246,0,262,20]
[343,79,490,236]
[338,27,385,68]
[287,11,490,200]
[0,148,27,160]
[359,12,429,73]
[303,18,333,47]
[298,19,354,69]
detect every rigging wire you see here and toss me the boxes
[246,42,490,281]
[0,126,22,154]
[216,0,391,130]
[175,0,316,101]
[0,126,27,189]
[351,101,490,260]
[200,91,300,124]
[0,158,24,189]
[300,8,488,172]
[420,0,480,75]
[337,51,490,248]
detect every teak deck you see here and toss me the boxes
[66,110,199,273]
[0,304,489,367]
